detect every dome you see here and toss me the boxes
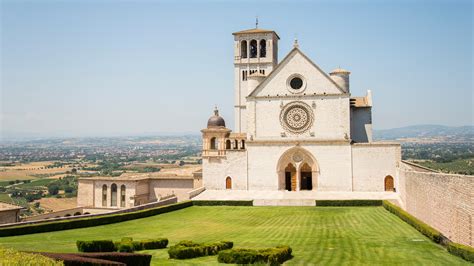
[207,107,226,128]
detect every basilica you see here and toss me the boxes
[201,27,401,193]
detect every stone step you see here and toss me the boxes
[253,199,316,206]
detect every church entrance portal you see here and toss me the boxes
[300,163,313,190]
[277,147,318,191]
[284,163,296,191]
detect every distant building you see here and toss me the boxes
[0,202,23,224]
[77,168,202,209]
[201,26,400,192]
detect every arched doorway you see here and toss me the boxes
[300,163,313,190]
[385,175,394,191]
[277,147,319,191]
[225,176,232,189]
[284,163,296,191]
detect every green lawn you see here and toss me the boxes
[0,206,468,265]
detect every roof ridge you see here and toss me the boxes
[247,47,347,97]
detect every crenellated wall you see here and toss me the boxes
[398,163,474,247]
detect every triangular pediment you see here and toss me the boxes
[248,48,346,98]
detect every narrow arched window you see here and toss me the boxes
[120,185,126,207]
[102,184,107,207]
[250,40,257,58]
[226,139,231,149]
[226,176,232,189]
[241,40,247,59]
[210,137,217,150]
[234,139,238,149]
[241,140,245,149]
[260,39,266,58]
[111,183,117,207]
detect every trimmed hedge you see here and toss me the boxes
[382,201,443,243]
[77,240,116,252]
[34,252,124,265]
[1,248,63,266]
[0,201,192,237]
[218,246,292,265]
[192,200,253,206]
[316,200,382,207]
[168,240,233,259]
[115,237,168,252]
[79,252,152,266]
[446,242,474,262]
[36,252,152,266]
[78,238,168,253]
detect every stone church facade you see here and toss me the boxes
[201,27,401,192]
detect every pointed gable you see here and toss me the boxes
[248,48,346,97]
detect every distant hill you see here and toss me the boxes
[373,125,474,142]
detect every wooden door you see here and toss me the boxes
[384,176,394,191]
[226,177,232,189]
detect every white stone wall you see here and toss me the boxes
[250,51,343,97]
[249,96,350,140]
[398,166,474,247]
[202,150,248,190]
[351,144,401,191]
[350,107,372,143]
[77,180,94,207]
[246,143,353,191]
[92,181,137,209]
[149,179,194,202]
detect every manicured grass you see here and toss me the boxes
[0,206,468,265]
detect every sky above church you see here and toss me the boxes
[1,0,472,138]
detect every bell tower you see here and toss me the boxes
[232,25,279,133]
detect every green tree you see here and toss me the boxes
[47,184,59,195]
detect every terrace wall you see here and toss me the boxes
[399,163,473,247]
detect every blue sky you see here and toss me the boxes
[1,0,472,138]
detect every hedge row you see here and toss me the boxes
[446,242,474,262]
[382,201,443,243]
[115,238,168,253]
[0,201,193,237]
[0,248,63,266]
[218,246,292,265]
[77,238,168,253]
[316,200,383,207]
[192,200,253,206]
[168,240,233,259]
[36,252,152,266]
[77,240,116,252]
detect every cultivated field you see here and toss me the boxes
[36,197,77,212]
[0,206,468,265]
[0,161,73,181]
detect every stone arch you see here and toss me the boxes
[210,137,217,150]
[259,39,266,58]
[111,183,117,207]
[73,212,82,216]
[120,185,126,207]
[250,40,257,58]
[384,175,394,192]
[241,40,247,58]
[276,147,319,191]
[226,139,231,149]
[102,184,107,207]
